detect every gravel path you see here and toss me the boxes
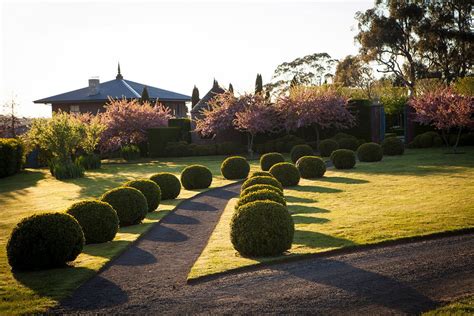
[53,181,474,315]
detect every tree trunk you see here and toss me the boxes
[453,127,462,154]
[441,129,450,148]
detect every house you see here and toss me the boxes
[190,79,226,121]
[34,64,191,117]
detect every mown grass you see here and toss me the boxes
[189,147,474,280]
[0,155,260,315]
[423,296,474,315]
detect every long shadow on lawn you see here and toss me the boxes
[286,195,318,204]
[294,231,354,249]
[276,257,438,314]
[292,215,329,225]
[0,169,46,200]
[288,205,331,215]
[316,176,369,184]
[290,185,343,194]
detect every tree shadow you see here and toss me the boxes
[0,169,46,201]
[276,258,438,314]
[288,205,331,215]
[294,231,354,249]
[161,213,200,225]
[316,176,369,184]
[204,187,239,200]
[292,215,330,225]
[179,201,219,212]
[290,185,343,194]
[143,225,189,242]
[113,246,157,266]
[286,195,318,204]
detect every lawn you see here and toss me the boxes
[189,147,474,280]
[0,155,260,315]
[423,296,474,315]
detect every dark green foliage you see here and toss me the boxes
[330,149,356,169]
[181,165,213,190]
[189,143,217,156]
[149,172,181,200]
[140,86,150,103]
[296,156,326,179]
[382,137,405,155]
[230,200,294,257]
[255,73,263,94]
[410,131,443,149]
[66,200,119,244]
[337,137,359,151]
[420,131,439,148]
[0,138,24,178]
[168,118,192,143]
[147,127,181,157]
[100,187,148,226]
[240,184,284,198]
[256,135,306,154]
[164,141,192,157]
[121,144,141,161]
[216,142,245,155]
[76,154,101,170]
[269,162,301,187]
[50,160,84,180]
[345,100,373,141]
[236,189,286,209]
[260,152,285,171]
[290,144,314,163]
[249,171,274,178]
[319,139,339,157]
[433,135,444,147]
[228,83,234,93]
[241,176,283,192]
[459,132,474,146]
[123,179,161,212]
[357,142,383,162]
[7,212,84,270]
[221,156,250,180]
[191,85,200,108]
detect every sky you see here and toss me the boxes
[0,0,373,117]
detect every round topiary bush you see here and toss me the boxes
[230,200,294,257]
[100,187,148,226]
[290,144,314,163]
[330,149,356,169]
[249,171,274,178]
[269,162,301,187]
[241,176,283,192]
[260,152,285,171]
[337,137,359,151]
[149,172,181,200]
[7,212,84,270]
[381,137,405,156]
[236,189,286,209]
[240,183,284,198]
[123,179,161,212]
[66,200,119,244]
[296,156,326,179]
[221,156,250,180]
[357,142,383,162]
[319,139,339,157]
[180,165,213,190]
[419,132,435,148]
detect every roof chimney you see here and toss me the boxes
[88,77,100,96]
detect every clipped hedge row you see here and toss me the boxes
[0,138,24,178]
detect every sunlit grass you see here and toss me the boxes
[423,296,474,315]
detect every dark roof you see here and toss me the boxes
[191,81,226,114]
[34,78,191,104]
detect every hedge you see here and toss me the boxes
[168,118,192,143]
[0,138,24,178]
[148,127,181,157]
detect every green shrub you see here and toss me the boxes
[50,160,84,180]
[241,176,283,192]
[274,135,306,152]
[7,212,84,270]
[260,152,285,171]
[240,184,284,198]
[66,200,119,244]
[123,179,161,212]
[332,132,355,141]
[419,132,435,148]
[382,137,405,155]
[217,142,244,155]
[296,156,326,179]
[76,154,101,170]
[330,149,356,169]
[147,127,181,157]
[164,141,191,157]
[168,118,192,143]
[249,171,274,178]
[433,135,444,147]
[230,200,294,257]
[319,139,339,157]
[181,165,213,190]
[236,189,286,209]
[150,172,181,200]
[0,138,24,178]
[269,162,301,187]
[337,137,359,151]
[459,132,474,146]
[357,142,383,162]
[189,143,217,156]
[290,144,314,163]
[121,144,141,161]
[306,141,318,150]
[221,156,250,180]
[100,187,148,226]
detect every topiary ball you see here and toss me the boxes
[296,156,326,179]
[241,176,283,192]
[249,171,274,178]
[260,152,285,171]
[236,189,286,209]
[181,165,213,190]
[269,162,301,187]
[319,139,339,157]
[7,212,84,270]
[123,179,161,212]
[330,149,356,169]
[382,137,405,156]
[100,187,148,226]
[221,156,250,180]
[290,144,314,163]
[150,172,181,200]
[230,200,294,257]
[66,200,119,244]
[240,183,284,198]
[357,142,383,162]
[419,133,435,148]
[337,137,359,151]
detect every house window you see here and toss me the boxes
[70,105,80,113]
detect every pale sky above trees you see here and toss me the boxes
[0,0,372,117]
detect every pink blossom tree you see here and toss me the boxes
[99,98,172,152]
[409,87,474,153]
[276,87,355,150]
